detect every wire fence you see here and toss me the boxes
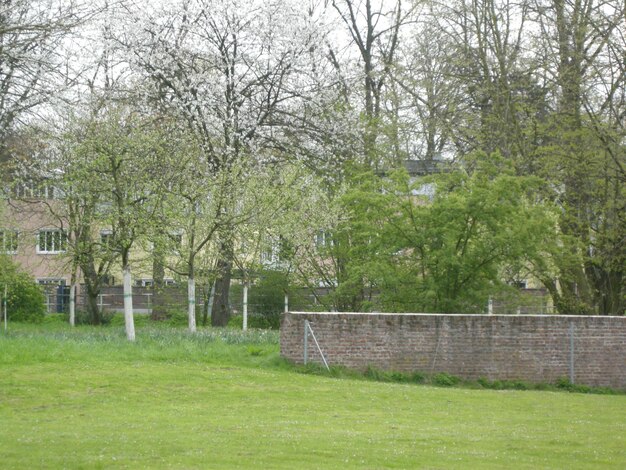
[41,284,555,319]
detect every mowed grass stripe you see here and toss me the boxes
[1,326,625,468]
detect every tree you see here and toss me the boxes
[530,0,625,313]
[330,0,415,167]
[70,108,171,339]
[157,151,280,331]
[119,0,320,325]
[0,0,86,157]
[55,118,118,325]
[334,153,560,313]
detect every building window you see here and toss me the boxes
[100,230,113,248]
[260,235,291,265]
[0,230,18,254]
[260,246,274,263]
[13,181,60,200]
[135,279,153,287]
[37,229,67,254]
[315,230,334,250]
[37,278,66,286]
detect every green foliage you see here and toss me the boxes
[42,313,66,325]
[231,271,303,330]
[0,256,46,322]
[227,312,283,330]
[332,153,560,313]
[107,313,152,328]
[363,366,427,384]
[227,314,243,328]
[552,377,616,395]
[164,309,198,327]
[249,270,287,317]
[478,377,530,391]
[66,309,113,326]
[432,372,461,387]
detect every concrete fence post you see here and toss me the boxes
[303,320,309,365]
[569,322,575,384]
[243,284,248,331]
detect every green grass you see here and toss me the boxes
[1,323,626,469]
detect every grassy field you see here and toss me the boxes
[1,323,625,469]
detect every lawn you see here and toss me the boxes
[1,323,625,469]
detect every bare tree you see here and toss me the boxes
[0,1,88,155]
[330,0,415,167]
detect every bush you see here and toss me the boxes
[107,312,150,327]
[432,372,461,387]
[227,313,282,330]
[228,315,243,329]
[0,256,46,323]
[244,270,303,330]
[42,313,66,324]
[164,309,200,327]
[66,309,117,326]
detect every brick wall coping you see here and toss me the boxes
[288,311,626,319]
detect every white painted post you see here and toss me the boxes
[123,265,135,341]
[188,277,197,333]
[284,293,289,314]
[488,297,493,315]
[243,284,248,331]
[69,284,76,327]
[3,284,7,332]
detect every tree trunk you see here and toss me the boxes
[202,281,215,326]
[82,265,102,325]
[151,246,166,320]
[211,256,232,326]
[188,275,197,332]
[85,286,101,325]
[123,259,135,341]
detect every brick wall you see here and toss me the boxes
[280,312,626,389]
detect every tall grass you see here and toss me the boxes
[0,322,280,367]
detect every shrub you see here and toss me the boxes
[228,315,243,329]
[42,313,66,324]
[227,313,282,330]
[432,372,460,387]
[410,372,426,384]
[107,312,151,328]
[0,256,46,323]
[241,270,303,330]
[164,309,199,327]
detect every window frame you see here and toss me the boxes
[0,229,19,254]
[36,229,68,254]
